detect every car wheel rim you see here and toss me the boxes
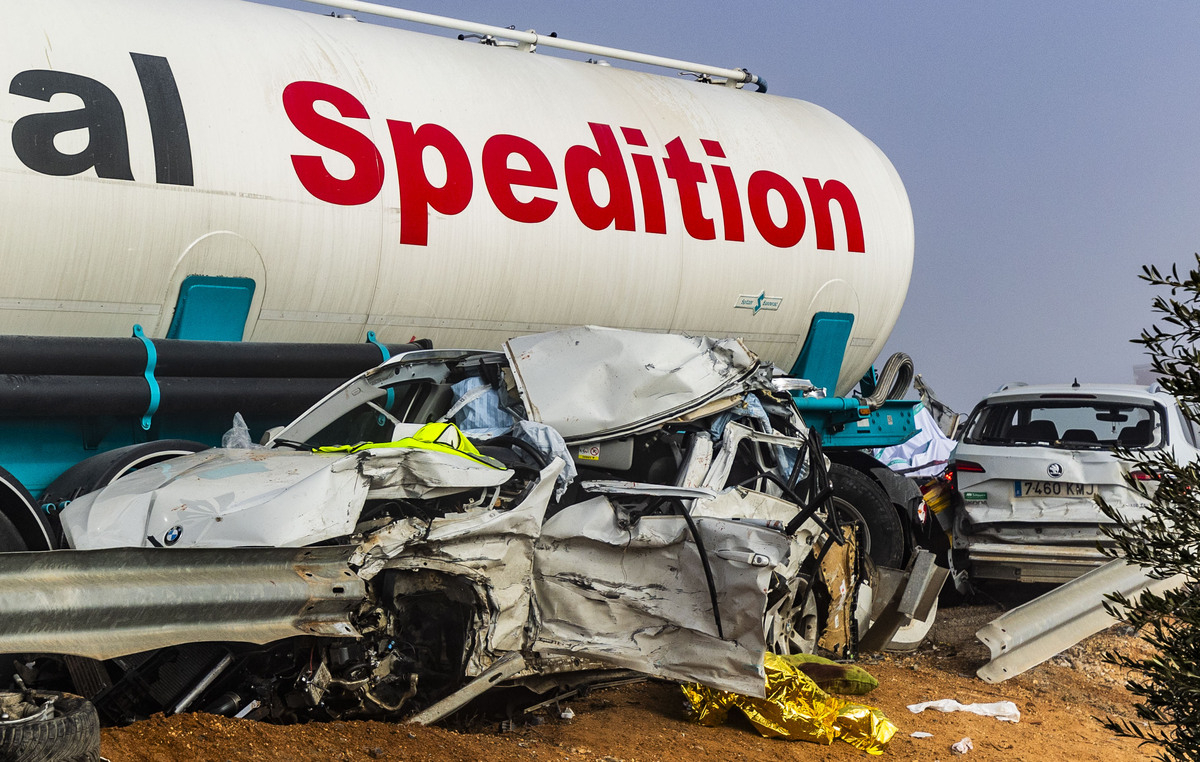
[765,576,820,655]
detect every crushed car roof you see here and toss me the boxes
[504,325,760,442]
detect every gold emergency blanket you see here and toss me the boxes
[682,652,897,754]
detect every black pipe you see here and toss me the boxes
[0,375,352,417]
[0,336,430,378]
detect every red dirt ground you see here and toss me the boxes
[100,602,1159,761]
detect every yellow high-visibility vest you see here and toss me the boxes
[315,422,507,470]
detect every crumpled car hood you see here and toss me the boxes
[61,449,368,549]
[60,446,514,549]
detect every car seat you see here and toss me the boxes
[1060,428,1099,445]
[1020,419,1059,443]
[1117,420,1153,447]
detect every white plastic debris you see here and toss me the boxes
[221,412,255,449]
[910,731,933,738]
[560,706,575,720]
[951,736,974,754]
[907,699,1020,723]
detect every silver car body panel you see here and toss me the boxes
[957,445,1152,525]
[356,446,515,500]
[504,326,759,443]
[533,497,790,697]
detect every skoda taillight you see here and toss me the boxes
[948,459,986,492]
[1129,467,1157,482]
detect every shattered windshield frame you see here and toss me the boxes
[270,350,509,449]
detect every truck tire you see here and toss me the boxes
[41,440,209,508]
[0,512,26,553]
[829,463,905,569]
[0,468,55,551]
[0,691,100,762]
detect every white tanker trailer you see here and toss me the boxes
[0,0,939,734]
[2,0,911,358]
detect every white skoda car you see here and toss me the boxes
[948,383,1199,585]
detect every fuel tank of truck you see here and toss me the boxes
[0,0,913,395]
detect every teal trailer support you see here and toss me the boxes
[796,398,921,448]
[789,311,855,395]
[133,325,161,431]
[787,311,920,448]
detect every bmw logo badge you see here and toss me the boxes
[1047,463,1063,479]
[164,525,183,545]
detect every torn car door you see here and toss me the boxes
[532,494,791,697]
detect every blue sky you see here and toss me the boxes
[259,0,1200,412]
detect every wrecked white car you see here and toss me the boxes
[1,327,891,724]
[948,382,1200,585]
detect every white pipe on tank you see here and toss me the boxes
[286,0,766,90]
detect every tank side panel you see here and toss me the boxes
[0,0,912,386]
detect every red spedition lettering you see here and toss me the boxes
[282,80,866,252]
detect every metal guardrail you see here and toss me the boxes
[975,559,1185,683]
[0,545,364,659]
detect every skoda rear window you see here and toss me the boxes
[962,400,1164,449]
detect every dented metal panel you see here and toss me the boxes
[0,546,363,659]
[357,446,514,499]
[533,497,790,697]
[61,449,368,549]
[504,326,760,442]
